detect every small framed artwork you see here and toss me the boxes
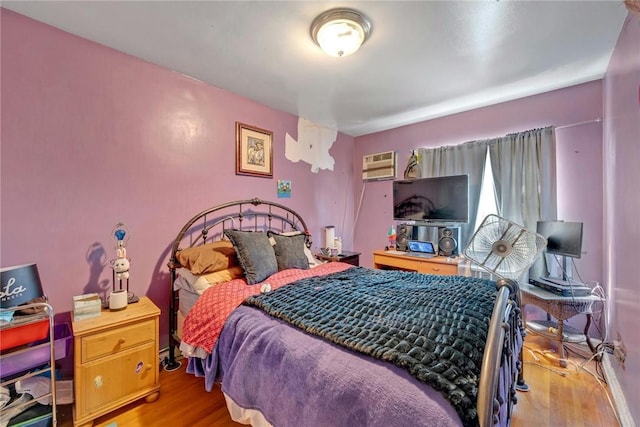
[277,180,291,198]
[236,122,273,178]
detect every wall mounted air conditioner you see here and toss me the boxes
[362,151,396,181]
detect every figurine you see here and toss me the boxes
[112,257,130,281]
[111,222,131,288]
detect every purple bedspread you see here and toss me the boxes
[188,305,463,427]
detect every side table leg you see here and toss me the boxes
[558,321,568,368]
[584,313,598,359]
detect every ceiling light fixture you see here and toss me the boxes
[310,8,372,57]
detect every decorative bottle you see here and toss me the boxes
[335,237,343,255]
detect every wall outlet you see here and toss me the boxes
[613,333,626,369]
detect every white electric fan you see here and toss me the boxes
[463,214,547,280]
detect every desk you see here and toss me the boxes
[372,250,459,276]
[520,283,600,367]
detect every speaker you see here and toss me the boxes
[438,227,459,256]
[396,224,409,251]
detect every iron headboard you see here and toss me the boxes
[165,198,311,369]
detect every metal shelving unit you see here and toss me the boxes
[0,302,57,426]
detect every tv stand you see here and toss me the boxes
[372,250,459,276]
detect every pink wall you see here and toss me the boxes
[603,11,640,420]
[0,9,355,345]
[555,122,603,285]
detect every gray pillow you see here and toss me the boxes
[224,230,277,285]
[268,231,310,271]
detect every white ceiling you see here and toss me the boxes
[2,1,629,137]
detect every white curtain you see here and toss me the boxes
[418,140,489,249]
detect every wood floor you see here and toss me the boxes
[512,335,619,427]
[56,334,620,426]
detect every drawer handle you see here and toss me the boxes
[118,338,126,345]
[432,268,440,271]
[145,364,153,371]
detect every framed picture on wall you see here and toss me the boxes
[236,122,273,178]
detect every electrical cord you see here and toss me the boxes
[571,256,587,284]
[589,282,609,342]
[554,256,609,343]
[595,341,616,357]
[538,256,612,383]
[351,181,367,247]
[523,342,611,386]
[563,347,622,427]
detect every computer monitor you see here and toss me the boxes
[536,221,583,258]
[536,220,583,280]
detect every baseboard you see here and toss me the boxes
[602,354,636,427]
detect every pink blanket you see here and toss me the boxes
[181,262,352,354]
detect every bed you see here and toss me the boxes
[167,198,525,427]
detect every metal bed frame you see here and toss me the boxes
[166,198,310,370]
[166,197,525,427]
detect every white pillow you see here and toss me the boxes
[174,266,244,294]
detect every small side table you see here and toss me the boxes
[316,251,360,266]
[72,296,160,426]
[520,283,600,367]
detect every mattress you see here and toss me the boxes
[178,286,199,316]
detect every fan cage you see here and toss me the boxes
[463,215,547,280]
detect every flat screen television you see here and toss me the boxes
[536,220,584,259]
[393,174,469,223]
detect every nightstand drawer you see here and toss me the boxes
[81,319,155,363]
[76,343,158,415]
[416,262,458,276]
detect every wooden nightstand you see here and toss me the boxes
[316,250,360,266]
[72,296,160,427]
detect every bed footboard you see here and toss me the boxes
[477,278,525,427]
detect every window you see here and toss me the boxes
[474,151,498,231]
